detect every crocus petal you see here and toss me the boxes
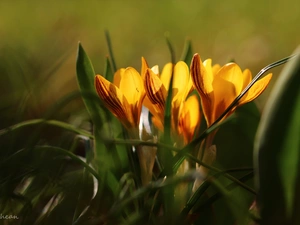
[191,54,214,95]
[242,69,252,90]
[173,61,190,97]
[141,57,149,80]
[152,116,164,131]
[119,67,145,126]
[160,63,173,90]
[95,75,131,128]
[239,73,272,105]
[119,67,144,105]
[113,68,125,87]
[179,95,200,143]
[191,54,214,126]
[212,64,221,75]
[144,68,167,112]
[186,74,194,96]
[170,61,191,128]
[212,76,237,124]
[217,63,244,95]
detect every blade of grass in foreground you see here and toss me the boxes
[180,39,193,65]
[76,43,119,196]
[254,47,300,224]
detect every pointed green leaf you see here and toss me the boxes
[254,47,300,224]
[105,30,117,73]
[180,39,193,65]
[76,43,105,128]
[165,34,176,64]
[215,102,260,169]
[104,56,114,82]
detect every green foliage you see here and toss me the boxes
[254,47,300,225]
[180,39,193,65]
[0,38,298,225]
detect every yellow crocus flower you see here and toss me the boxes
[95,67,145,137]
[143,60,198,144]
[190,53,272,127]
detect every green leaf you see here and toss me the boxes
[165,34,176,64]
[210,179,251,225]
[214,102,260,169]
[104,56,114,82]
[254,47,300,224]
[0,119,93,139]
[105,30,117,73]
[76,43,119,200]
[180,39,193,65]
[76,43,105,128]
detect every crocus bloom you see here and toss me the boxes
[191,53,272,127]
[95,67,145,137]
[143,60,199,145]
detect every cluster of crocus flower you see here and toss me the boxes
[95,53,272,186]
[95,54,272,186]
[95,57,200,146]
[95,53,272,145]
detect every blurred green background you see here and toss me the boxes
[0,0,299,128]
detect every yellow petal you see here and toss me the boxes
[242,69,252,90]
[212,75,237,124]
[171,61,191,127]
[212,64,221,76]
[160,63,173,91]
[113,68,125,88]
[217,63,244,94]
[173,61,190,97]
[95,75,131,127]
[186,74,194,96]
[203,59,215,80]
[119,67,144,105]
[239,73,272,105]
[178,95,200,143]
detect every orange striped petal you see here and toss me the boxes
[95,75,131,128]
[191,54,214,126]
[191,55,214,95]
[143,96,161,119]
[144,68,167,113]
[141,57,149,80]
